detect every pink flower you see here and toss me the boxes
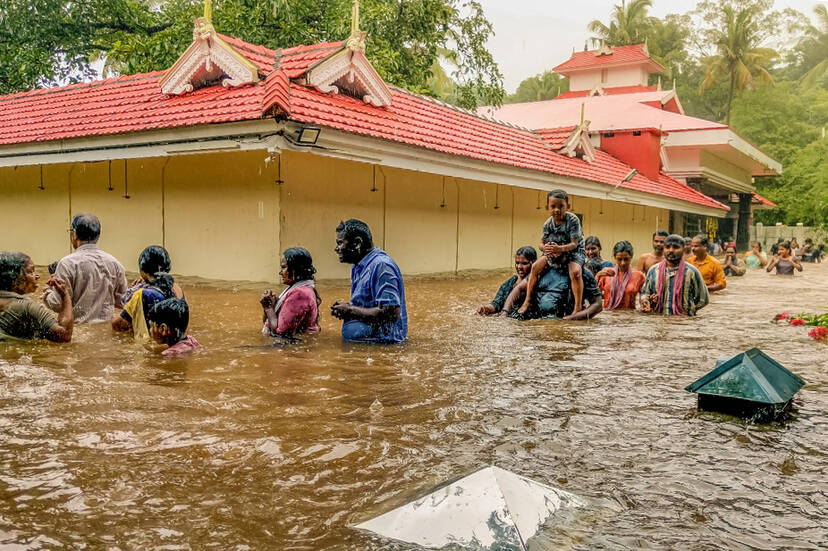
[808,327,828,341]
[789,318,806,326]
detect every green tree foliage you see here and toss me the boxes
[504,71,568,104]
[587,0,652,47]
[0,0,173,92]
[729,82,828,227]
[798,4,828,89]
[697,3,777,124]
[0,0,504,108]
[642,14,690,82]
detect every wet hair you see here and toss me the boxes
[653,230,669,239]
[584,236,602,250]
[147,298,189,342]
[138,245,172,274]
[48,261,58,275]
[515,246,537,262]
[547,189,569,203]
[71,213,101,243]
[0,251,30,291]
[778,240,791,251]
[282,247,322,307]
[694,234,709,246]
[283,247,316,281]
[585,257,604,275]
[335,219,374,249]
[612,240,633,257]
[665,234,685,248]
[138,245,176,299]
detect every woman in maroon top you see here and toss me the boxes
[260,248,321,337]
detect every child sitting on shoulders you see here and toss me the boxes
[505,189,584,317]
[147,298,201,357]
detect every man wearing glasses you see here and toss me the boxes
[45,213,128,323]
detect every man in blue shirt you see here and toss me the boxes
[330,219,407,343]
[534,243,603,320]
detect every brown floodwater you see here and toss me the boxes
[1,262,827,550]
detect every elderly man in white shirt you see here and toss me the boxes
[45,213,128,323]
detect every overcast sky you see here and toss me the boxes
[478,0,822,92]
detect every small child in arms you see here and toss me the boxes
[504,189,585,317]
[147,298,201,357]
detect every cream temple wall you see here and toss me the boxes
[0,150,670,282]
[568,66,649,92]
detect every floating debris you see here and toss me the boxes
[685,348,805,422]
[354,465,584,550]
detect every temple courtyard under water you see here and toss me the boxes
[0,263,826,549]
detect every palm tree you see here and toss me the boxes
[700,5,777,125]
[800,4,828,89]
[587,0,653,47]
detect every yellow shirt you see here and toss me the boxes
[688,255,726,289]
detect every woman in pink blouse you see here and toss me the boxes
[260,248,321,337]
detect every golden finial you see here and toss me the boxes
[204,0,213,22]
[346,0,367,51]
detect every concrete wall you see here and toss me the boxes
[0,149,672,282]
[0,151,281,282]
[751,223,828,250]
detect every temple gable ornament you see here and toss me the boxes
[304,48,392,107]
[303,0,391,108]
[159,16,259,95]
[558,121,596,163]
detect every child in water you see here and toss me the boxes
[516,189,585,317]
[147,298,201,357]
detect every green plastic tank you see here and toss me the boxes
[685,348,805,422]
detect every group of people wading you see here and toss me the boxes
[0,189,818,347]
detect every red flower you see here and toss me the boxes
[774,312,791,321]
[809,327,828,341]
[789,318,806,326]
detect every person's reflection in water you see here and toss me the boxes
[331,219,407,343]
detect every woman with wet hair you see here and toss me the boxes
[766,241,802,276]
[584,236,613,270]
[113,245,183,341]
[596,241,646,310]
[477,246,537,316]
[0,251,73,342]
[260,247,321,337]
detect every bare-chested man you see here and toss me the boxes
[636,230,669,273]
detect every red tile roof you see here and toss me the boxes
[263,69,290,115]
[536,126,576,149]
[0,35,726,212]
[217,34,279,73]
[752,193,776,207]
[554,44,664,74]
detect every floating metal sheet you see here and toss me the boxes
[354,466,584,550]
